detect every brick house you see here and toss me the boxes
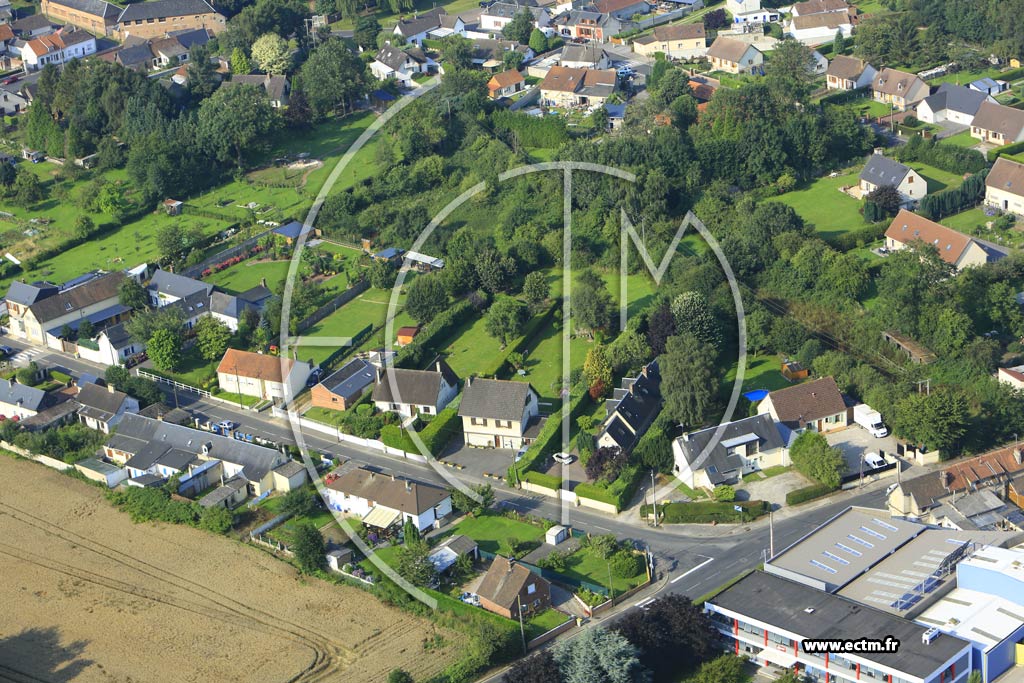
[476,556,552,619]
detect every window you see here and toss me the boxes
[527,583,536,595]
[471,417,488,426]
[331,397,338,403]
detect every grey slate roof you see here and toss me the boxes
[859,154,911,186]
[393,7,445,36]
[676,414,782,484]
[920,83,989,118]
[320,358,375,401]
[76,382,130,422]
[371,360,459,407]
[597,360,661,452]
[239,284,272,306]
[11,14,53,32]
[115,42,153,66]
[459,378,535,421]
[710,572,971,679]
[148,269,213,300]
[273,460,305,478]
[476,555,548,609]
[117,0,218,22]
[561,43,608,64]
[0,378,46,412]
[168,26,210,48]
[29,271,124,324]
[484,2,547,19]
[47,0,122,20]
[325,466,449,514]
[107,413,284,484]
[375,44,418,71]
[5,280,58,306]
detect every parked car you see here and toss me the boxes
[217,420,236,431]
[0,345,13,357]
[864,452,885,469]
[2,76,19,85]
[617,66,635,77]
[553,452,575,465]
[306,367,324,387]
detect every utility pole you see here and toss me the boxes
[516,594,527,654]
[769,510,774,558]
[649,468,658,527]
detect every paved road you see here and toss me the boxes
[11,336,900,618]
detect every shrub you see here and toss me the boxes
[785,483,837,506]
[523,471,560,489]
[712,484,736,502]
[609,550,645,579]
[642,500,768,523]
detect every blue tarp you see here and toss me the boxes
[743,389,769,402]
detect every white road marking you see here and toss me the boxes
[634,597,656,608]
[670,557,714,584]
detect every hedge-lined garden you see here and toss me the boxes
[641,500,769,524]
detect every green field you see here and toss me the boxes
[524,609,571,640]
[442,313,507,379]
[329,0,481,30]
[446,515,547,555]
[938,130,980,148]
[298,286,415,366]
[204,259,293,295]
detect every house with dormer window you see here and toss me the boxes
[871,67,928,110]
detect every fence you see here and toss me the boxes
[296,279,370,333]
[179,228,273,279]
[136,369,213,398]
[0,440,71,471]
[527,618,577,649]
[628,6,686,31]
[509,88,541,112]
[519,479,620,515]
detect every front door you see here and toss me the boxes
[494,435,500,447]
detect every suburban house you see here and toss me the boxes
[392,8,446,46]
[706,36,763,75]
[76,382,139,433]
[469,38,532,68]
[208,287,269,332]
[785,11,854,45]
[40,0,121,35]
[148,269,213,307]
[223,73,290,107]
[487,69,525,99]
[595,360,661,454]
[997,364,1024,391]
[479,3,550,33]
[858,153,926,206]
[632,22,706,60]
[724,0,778,25]
[370,44,436,86]
[871,67,928,110]
[673,414,787,489]
[216,349,312,402]
[0,379,48,420]
[76,322,142,367]
[916,83,993,125]
[757,376,848,440]
[969,101,1024,146]
[322,466,453,532]
[476,555,552,620]
[593,0,649,18]
[310,358,376,412]
[791,0,850,14]
[0,88,27,115]
[539,65,617,107]
[884,209,1002,272]
[104,413,292,495]
[371,360,459,418]
[458,377,541,449]
[11,14,56,38]
[552,10,622,43]
[113,0,225,40]
[559,43,611,70]
[5,271,127,348]
[18,28,96,70]
[824,55,875,91]
[986,156,1024,217]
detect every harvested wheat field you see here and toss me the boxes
[0,456,462,683]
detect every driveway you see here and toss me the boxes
[439,440,518,483]
[736,470,810,508]
[826,426,900,476]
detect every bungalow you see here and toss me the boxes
[104,413,290,495]
[673,414,787,489]
[592,0,649,19]
[148,269,212,307]
[6,271,126,347]
[539,65,617,107]
[476,555,551,619]
[706,36,763,75]
[784,11,854,45]
[75,322,142,367]
[595,360,661,454]
[884,209,1001,272]
[997,364,1024,391]
[825,55,875,91]
[632,22,706,60]
[791,0,850,14]
[392,7,446,46]
[40,0,122,36]
[916,83,993,125]
[0,378,48,420]
[559,43,611,69]
[488,69,525,99]
[113,0,225,40]
[19,28,96,71]
[224,73,290,107]
[310,358,376,412]
[322,466,452,532]
[371,44,436,86]
[76,382,139,433]
[871,67,928,110]
[985,157,1024,217]
[479,3,550,33]
[217,349,313,402]
[970,101,1024,146]
[858,153,926,206]
[757,376,848,440]
[371,360,459,418]
[458,377,541,449]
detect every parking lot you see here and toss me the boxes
[826,425,900,479]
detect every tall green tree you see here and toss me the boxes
[553,626,646,683]
[441,34,474,70]
[670,291,721,347]
[892,388,968,452]
[485,296,528,347]
[291,521,326,574]
[522,271,550,310]
[354,15,381,48]
[194,316,233,361]
[661,333,717,428]
[187,43,219,101]
[197,83,279,168]
[502,9,534,45]
[230,46,252,74]
[118,278,148,310]
[765,38,819,103]
[300,38,369,119]
[789,431,846,489]
[147,328,183,372]
[405,273,448,324]
[250,33,292,75]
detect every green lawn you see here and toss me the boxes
[211,390,262,407]
[909,162,965,194]
[939,207,990,233]
[515,317,590,404]
[559,546,647,594]
[447,514,546,555]
[441,313,507,379]
[773,168,872,240]
[329,0,481,30]
[525,609,571,640]
[938,130,980,148]
[204,259,293,295]
[927,65,1011,87]
[723,353,791,396]
[298,286,415,366]
[304,405,350,427]
[147,345,220,389]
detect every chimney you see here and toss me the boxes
[941,471,953,489]
[1015,449,1023,466]
[466,376,472,388]
[391,473,395,481]
[260,277,267,288]
[435,360,443,373]
[405,480,412,492]
[107,383,116,394]
[375,367,383,383]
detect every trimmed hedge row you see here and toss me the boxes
[575,463,644,512]
[477,300,559,379]
[396,299,475,369]
[641,500,769,524]
[523,471,561,490]
[379,407,461,456]
[785,483,838,506]
[987,139,1024,162]
[508,382,592,481]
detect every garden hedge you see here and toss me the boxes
[576,464,644,512]
[397,299,475,369]
[523,471,561,490]
[641,500,769,524]
[379,407,460,456]
[785,483,838,506]
[508,382,592,481]
[987,139,1024,163]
